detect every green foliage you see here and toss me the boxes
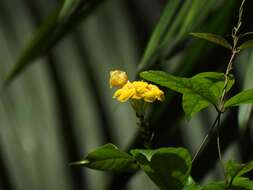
[4,0,107,85]
[183,177,202,190]
[137,0,222,72]
[190,33,232,50]
[202,178,253,190]
[130,147,192,190]
[226,160,253,185]
[140,71,234,117]
[232,177,253,190]
[138,0,181,71]
[239,40,253,51]
[71,143,138,172]
[202,181,226,190]
[224,89,253,108]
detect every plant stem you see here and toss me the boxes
[216,115,228,185]
[192,113,220,163]
[137,113,153,148]
[215,0,246,184]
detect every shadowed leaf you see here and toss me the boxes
[131,147,192,190]
[72,144,138,172]
[191,33,232,50]
[239,40,253,50]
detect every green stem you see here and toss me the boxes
[192,113,220,163]
[216,115,228,185]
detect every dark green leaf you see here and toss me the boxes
[131,147,192,190]
[71,143,138,172]
[191,32,232,49]
[224,89,253,108]
[239,40,253,50]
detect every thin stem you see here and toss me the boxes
[216,116,228,185]
[240,31,253,38]
[192,114,220,163]
[218,51,237,112]
[215,1,246,185]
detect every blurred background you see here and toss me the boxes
[0,0,253,189]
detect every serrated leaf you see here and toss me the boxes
[224,89,253,108]
[72,143,138,172]
[191,33,232,49]
[131,147,192,190]
[239,40,253,50]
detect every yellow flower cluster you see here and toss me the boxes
[109,70,164,103]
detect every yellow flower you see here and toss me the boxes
[131,81,149,99]
[113,82,135,102]
[109,70,128,88]
[113,80,164,103]
[143,84,165,102]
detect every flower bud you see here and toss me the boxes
[109,70,128,88]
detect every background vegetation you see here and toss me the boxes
[0,0,253,189]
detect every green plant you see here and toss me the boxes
[72,0,253,189]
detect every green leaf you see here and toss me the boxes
[183,92,210,118]
[71,143,138,172]
[191,32,232,49]
[131,147,192,190]
[226,160,253,184]
[4,0,106,86]
[202,178,253,190]
[140,71,234,117]
[202,181,226,190]
[140,71,218,105]
[183,72,234,118]
[224,89,253,108]
[183,177,202,190]
[191,72,235,96]
[239,40,253,50]
[232,178,253,190]
[137,0,181,71]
